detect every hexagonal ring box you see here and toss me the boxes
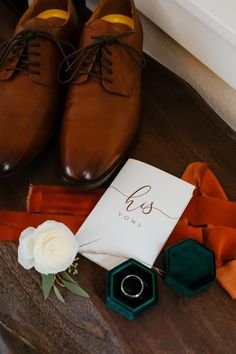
[106,259,159,320]
[164,239,216,296]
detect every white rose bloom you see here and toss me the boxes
[18,221,79,275]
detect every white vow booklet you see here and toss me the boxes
[76,159,195,270]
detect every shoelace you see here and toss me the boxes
[0,29,75,76]
[58,31,146,84]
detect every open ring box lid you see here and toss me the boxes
[164,239,216,296]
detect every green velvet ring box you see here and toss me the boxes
[106,259,159,320]
[164,239,216,296]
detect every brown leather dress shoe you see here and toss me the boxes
[60,0,144,188]
[0,0,78,177]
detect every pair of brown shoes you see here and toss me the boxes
[0,0,143,188]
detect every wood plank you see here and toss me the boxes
[0,3,236,353]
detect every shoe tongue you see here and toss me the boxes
[87,18,131,36]
[16,16,60,35]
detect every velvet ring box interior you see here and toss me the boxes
[106,259,159,320]
[164,239,216,296]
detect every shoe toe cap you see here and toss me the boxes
[62,160,103,186]
[61,152,120,187]
[64,164,96,183]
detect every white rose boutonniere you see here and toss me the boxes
[18,221,89,302]
[18,221,78,274]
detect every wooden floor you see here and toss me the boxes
[0,2,236,353]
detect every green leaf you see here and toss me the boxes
[61,278,89,298]
[60,271,77,285]
[53,285,65,303]
[60,271,89,297]
[41,274,54,299]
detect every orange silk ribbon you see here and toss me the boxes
[27,185,105,215]
[0,162,235,299]
[0,187,102,241]
[0,211,85,240]
[167,162,236,299]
